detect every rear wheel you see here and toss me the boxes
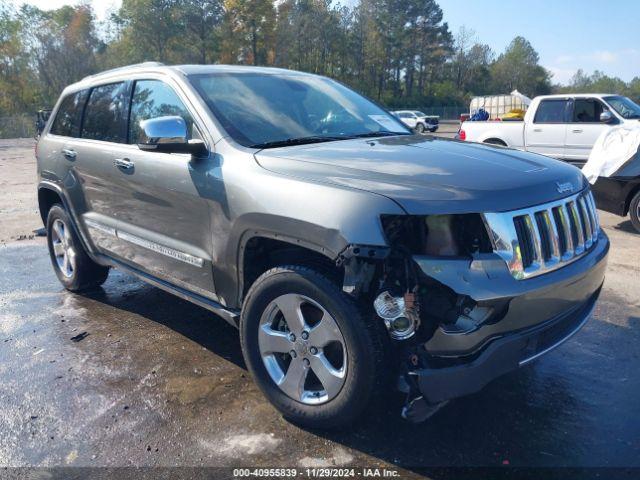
[46,204,109,291]
[240,265,386,429]
[629,190,640,233]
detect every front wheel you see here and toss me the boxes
[629,190,640,233]
[415,123,425,134]
[240,266,386,429]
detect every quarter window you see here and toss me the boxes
[50,91,86,137]
[128,80,194,144]
[81,82,128,143]
[534,100,571,123]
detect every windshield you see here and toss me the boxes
[189,73,410,148]
[604,96,640,119]
[414,111,426,117]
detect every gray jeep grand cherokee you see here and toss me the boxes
[36,63,609,428]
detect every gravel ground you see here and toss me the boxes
[0,136,639,478]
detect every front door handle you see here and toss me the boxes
[533,128,542,132]
[114,158,134,169]
[571,129,583,133]
[62,148,76,159]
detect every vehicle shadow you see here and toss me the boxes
[80,273,639,473]
[611,219,638,234]
[303,313,640,473]
[82,273,247,370]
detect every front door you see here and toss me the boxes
[107,79,216,299]
[564,98,612,167]
[524,98,571,158]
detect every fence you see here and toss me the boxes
[399,106,468,121]
[0,115,35,139]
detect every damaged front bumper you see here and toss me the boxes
[402,229,609,420]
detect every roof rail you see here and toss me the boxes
[81,62,165,82]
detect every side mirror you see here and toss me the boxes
[600,111,614,123]
[137,116,207,156]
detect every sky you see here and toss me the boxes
[10,0,121,22]
[437,0,640,84]
[11,0,640,85]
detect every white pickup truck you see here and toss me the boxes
[459,94,640,166]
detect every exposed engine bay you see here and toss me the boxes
[337,214,504,421]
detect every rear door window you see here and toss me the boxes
[128,80,194,144]
[534,99,571,123]
[81,82,128,143]
[50,91,86,137]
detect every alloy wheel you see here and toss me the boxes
[51,218,76,278]
[258,293,347,405]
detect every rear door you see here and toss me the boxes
[107,78,216,298]
[524,98,571,158]
[564,98,613,166]
[67,82,131,253]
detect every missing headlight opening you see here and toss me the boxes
[380,214,493,257]
[338,214,497,344]
[336,213,504,421]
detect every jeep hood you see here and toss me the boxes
[254,135,586,214]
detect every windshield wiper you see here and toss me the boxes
[250,135,349,149]
[250,131,410,149]
[342,131,411,139]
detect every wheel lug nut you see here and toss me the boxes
[289,333,296,342]
[303,358,310,367]
[310,346,318,355]
[290,350,297,358]
[301,331,309,340]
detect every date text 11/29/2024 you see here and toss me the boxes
[232,468,401,477]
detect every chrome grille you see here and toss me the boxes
[483,190,600,279]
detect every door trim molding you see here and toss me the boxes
[84,218,205,268]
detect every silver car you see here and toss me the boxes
[37,63,608,428]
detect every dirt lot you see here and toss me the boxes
[0,138,42,243]
[1,137,639,476]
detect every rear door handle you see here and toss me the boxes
[572,129,583,133]
[114,158,134,169]
[62,148,76,159]
[533,128,542,132]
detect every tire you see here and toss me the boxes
[46,204,110,291]
[484,138,507,147]
[240,265,387,429]
[630,190,640,234]
[415,123,426,134]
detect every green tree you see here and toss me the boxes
[221,0,276,65]
[450,27,493,95]
[490,36,551,96]
[20,4,101,104]
[0,4,38,114]
[182,0,225,64]
[110,0,184,63]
